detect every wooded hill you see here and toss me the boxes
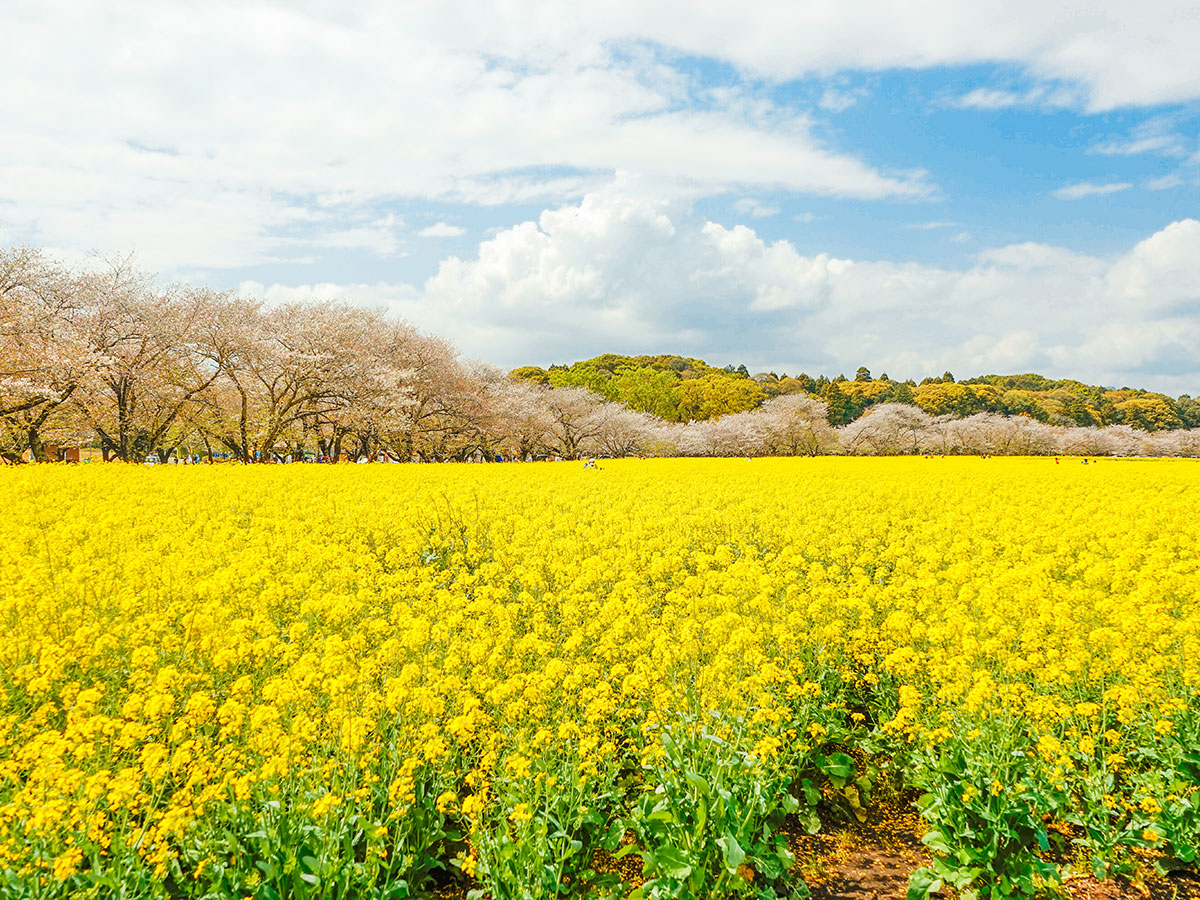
[512,355,1200,431]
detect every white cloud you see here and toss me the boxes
[1053,181,1133,199]
[5,2,1200,273]
[1147,174,1184,191]
[1090,116,1195,165]
[419,222,467,238]
[1093,130,1188,158]
[255,188,1200,392]
[906,221,962,230]
[0,2,946,273]
[818,85,868,112]
[318,214,404,256]
[238,278,421,311]
[733,198,780,218]
[955,84,1080,111]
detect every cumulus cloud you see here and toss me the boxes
[0,1,949,272]
[252,188,1200,393]
[1053,181,1133,199]
[5,2,1200,272]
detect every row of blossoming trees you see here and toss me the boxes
[4,246,1199,463]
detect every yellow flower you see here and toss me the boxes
[510,802,533,823]
[311,794,342,817]
[52,846,83,880]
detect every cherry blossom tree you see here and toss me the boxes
[0,247,95,461]
[592,403,662,457]
[69,257,226,461]
[194,300,382,462]
[543,386,606,459]
[480,377,554,461]
[761,394,839,456]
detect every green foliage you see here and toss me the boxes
[629,716,805,900]
[510,367,552,385]
[675,375,764,421]
[513,355,754,422]
[821,382,852,427]
[1115,397,1184,431]
[908,719,1058,900]
[610,367,681,420]
[472,748,625,900]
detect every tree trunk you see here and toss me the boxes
[27,425,47,462]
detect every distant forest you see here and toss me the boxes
[512,354,1199,432]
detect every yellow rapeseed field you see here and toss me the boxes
[1,458,1198,899]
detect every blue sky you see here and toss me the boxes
[2,2,1199,391]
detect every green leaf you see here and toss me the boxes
[907,867,942,900]
[922,830,952,855]
[802,780,820,807]
[684,771,711,795]
[652,846,694,879]
[603,819,625,850]
[821,752,856,780]
[717,833,745,872]
[803,810,822,835]
[299,872,319,885]
[950,867,984,890]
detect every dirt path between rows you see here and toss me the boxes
[789,794,1200,900]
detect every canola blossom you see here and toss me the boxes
[1,458,1198,899]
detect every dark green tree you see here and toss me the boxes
[822,381,852,426]
[889,381,914,404]
[1176,394,1200,428]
